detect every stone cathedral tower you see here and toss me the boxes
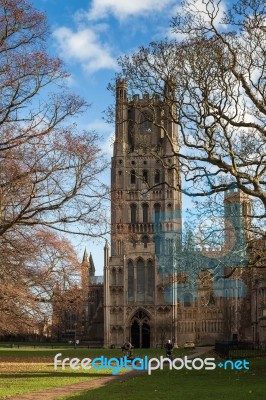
[104,80,182,348]
[54,81,255,347]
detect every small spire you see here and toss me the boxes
[89,253,95,274]
[104,240,110,267]
[81,248,89,290]
[82,248,89,263]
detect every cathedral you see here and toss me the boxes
[58,80,266,348]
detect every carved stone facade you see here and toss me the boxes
[102,80,180,347]
[101,80,253,348]
[250,239,266,344]
[82,80,265,348]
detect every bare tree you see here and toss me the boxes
[0,0,108,335]
[0,227,81,335]
[0,0,109,238]
[112,0,265,211]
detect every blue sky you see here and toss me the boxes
[31,0,232,276]
[31,0,182,139]
[28,0,185,274]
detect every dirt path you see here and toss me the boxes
[6,368,145,400]
[7,347,212,400]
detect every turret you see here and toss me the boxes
[81,248,96,289]
[224,188,252,249]
[104,240,110,268]
[114,79,128,155]
[163,79,178,153]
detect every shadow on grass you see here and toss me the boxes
[0,372,111,379]
[58,357,266,400]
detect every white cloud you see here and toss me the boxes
[88,0,175,20]
[154,0,227,42]
[159,26,187,41]
[172,0,227,30]
[53,26,117,73]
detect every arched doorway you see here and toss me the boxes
[131,320,140,348]
[130,310,151,348]
[142,323,150,348]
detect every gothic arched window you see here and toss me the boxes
[130,204,137,224]
[154,203,161,223]
[142,203,149,223]
[147,260,154,302]
[136,259,145,302]
[128,261,134,302]
[140,112,152,133]
[155,235,161,255]
[130,170,136,184]
[154,170,160,184]
[167,203,173,219]
[118,170,123,186]
[142,235,149,248]
[143,170,148,183]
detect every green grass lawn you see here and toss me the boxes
[0,347,187,398]
[0,363,112,399]
[59,357,266,400]
[0,342,72,347]
[229,348,266,358]
[1,347,265,400]
[0,347,187,361]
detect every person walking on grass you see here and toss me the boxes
[121,340,133,358]
[165,339,173,360]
